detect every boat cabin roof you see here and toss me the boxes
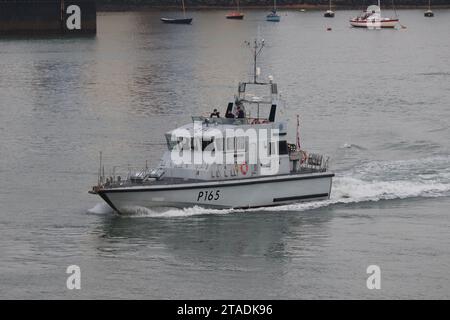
[166,118,278,138]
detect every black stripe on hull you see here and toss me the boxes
[99,173,334,193]
[273,193,329,203]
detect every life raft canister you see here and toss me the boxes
[240,162,249,175]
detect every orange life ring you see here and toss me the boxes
[240,162,249,175]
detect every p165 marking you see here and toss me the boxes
[197,190,221,202]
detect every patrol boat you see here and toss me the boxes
[90,40,334,214]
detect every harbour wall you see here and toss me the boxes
[0,0,96,35]
[97,0,450,10]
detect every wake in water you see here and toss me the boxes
[87,156,450,218]
[87,203,237,218]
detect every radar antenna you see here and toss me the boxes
[245,39,265,84]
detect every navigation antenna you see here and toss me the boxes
[245,39,265,84]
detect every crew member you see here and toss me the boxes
[210,109,220,118]
[237,106,245,119]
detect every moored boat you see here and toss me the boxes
[266,11,280,22]
[227,0,244,19]
[161,0,192,24]
[424,0,434,17]
[324,0,335,18]
[160,18,192,24]
[324,10,335,18]
[350,2,399,29]
[424,10,434,17]
[266,0,281,22]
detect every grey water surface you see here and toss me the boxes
[0,9,449,299]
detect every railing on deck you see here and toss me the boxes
[192,116,270,126]
[288,144,329,173]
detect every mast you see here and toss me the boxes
[428,0,431,10]
[248,39,265,84]
[329,0,331,11]
[237,0,240,12]
[182,0,186,18]
[274,0,277,11]
[378,0,381,7]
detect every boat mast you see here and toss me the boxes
[248,39,265,84]
[182,0,186,18]
[329,0,331,11]
[237,0,240,12]
[428,0,431,10]
[274,0,277,11]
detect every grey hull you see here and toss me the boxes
[98,172,334,214]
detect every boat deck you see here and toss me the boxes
[99,167,328,190]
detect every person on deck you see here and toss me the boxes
[210,109,220,118]
[236,106,245,119]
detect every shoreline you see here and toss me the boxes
[97,4,450,12]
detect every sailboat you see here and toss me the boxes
[267,0,281,22]
[424,0,434,17]
[227,0,244,19]
[350,0,399,29]
[161,0,193,24]
[324,0,335,18]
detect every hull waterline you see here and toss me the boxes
[266,15,281,22]
[226,13,244,19]
[161,18,193,24]
[349,19,399,28]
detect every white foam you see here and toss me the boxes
[87,203,114,215]
[119,205,236,218]
[342,143,352,149]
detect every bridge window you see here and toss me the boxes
[279,141,288,155]
[269,140,288,155]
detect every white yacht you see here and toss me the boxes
[424,0,434,17]
[324,0,335,18]
[350,2,399,29]
[90,40,334,214]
